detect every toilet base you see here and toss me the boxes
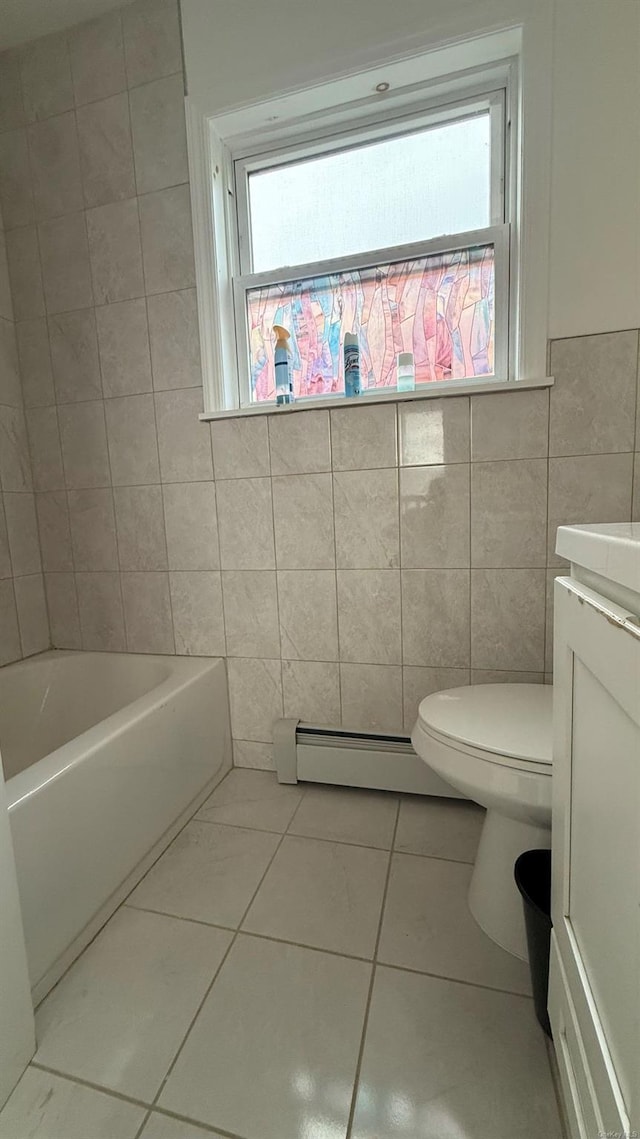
[468,810,551,961]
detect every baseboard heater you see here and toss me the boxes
[273,719,464,798]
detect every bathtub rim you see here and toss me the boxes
[4,650,226,810]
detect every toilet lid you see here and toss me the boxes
[417,684,552,766]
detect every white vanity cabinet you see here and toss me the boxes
[550,524,640,1139]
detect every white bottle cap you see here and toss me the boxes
[398,352,413,366]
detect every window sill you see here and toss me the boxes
[199,376,554,421]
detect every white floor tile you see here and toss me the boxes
[243,834,388,957]
[395,796,485,862]
[378,854,531,995]
[195,768,303,832]
[351,966,562,1139]
[35,908,231,1101]
[160,933,371,1139]
[0,1067,145,1139]
[140,1112,223,1138]
[289,784,398,848]
[128,821,279,927]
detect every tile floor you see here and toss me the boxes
[0,771,563,1139]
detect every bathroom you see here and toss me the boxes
[0,0,638,1134]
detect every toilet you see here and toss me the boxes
[412,684,552,961]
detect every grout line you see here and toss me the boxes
[29,1061,150,1110]
[344,795,401,1138]
[148,787,308,1109]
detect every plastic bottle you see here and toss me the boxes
[273,325,294,405]
[344,332,360,398]
[397,351,415,392]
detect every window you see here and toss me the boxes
[193,50,523,416]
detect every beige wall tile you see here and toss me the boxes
[216,477,275,570]
[45,571,81,648]
[26,405,65,490]
[0,316,22,406]
[273,473,335,569]
[147,289,201,390]
[170,570,225,656]
[0,578,22,664]
[0,501,11,579]
[340,662,403,733]
[331,403,397,470]
[0,233,13,321]
[122,571,174,653]
[222,570,280,658]
[471,567,545,672]
[68,487,118,570]
[4,492,41,575]
[20,31,73,122]
[402,666,471,732]
[0,50,25,132]
[633,455,640,522]
[6,226,45,319]
[211,415,270,479]
[226,656,283,742]
[398,397,469,466]
[16,318,54,407]
[77,92,136,209]
[337,569,401,665]
[155,387,212,482]
[49,308,102,403]
[233,740,274,771]
[401,569,470,668]
[0,128,34,228]
[105,393,160,485]
[123,0,182,88]
[59,401,110,489]
[549,331,638,456]
[114,484,168,570]
[69,10,126,107]
[14,572,49,655]
[0,405,32,491]
[130,73,187,195]
[36,490,73,571]
[268,409,331,475]
[277,569,338,661]
[282,659,340,725]
[28,111,83,221]
[86,198,144,305]
[39,212,93,315]
[76,570,125,651]
[334,468,399,569]
[162,481,219,570]
[400,464,470,569]
[96,298,152,397]
[471,458,547,568]
[139,184,195,294]
[471,389,549,461]
[547,453,634,565]
[471,670,544,685]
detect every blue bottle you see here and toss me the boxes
[344,332,360,398]
[273,325,294,405]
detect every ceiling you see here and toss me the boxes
[1,0,125,50]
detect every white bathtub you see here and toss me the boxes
[1,650,231,1004]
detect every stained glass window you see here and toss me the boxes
[244,243,495,403]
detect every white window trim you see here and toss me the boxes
[186,26,554,419]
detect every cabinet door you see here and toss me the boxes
[550,576,640,1139]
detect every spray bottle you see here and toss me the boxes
[273,325,294,406]
[343,332,360,398]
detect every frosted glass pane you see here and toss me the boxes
[245,243,495,403]
[249,115,491,273]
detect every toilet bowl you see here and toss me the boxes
[411,684,552,961]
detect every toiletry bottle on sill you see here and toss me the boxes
[397,351,415,392]
[344,332,360,397]
[273,325,294,405]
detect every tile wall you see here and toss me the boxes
[0,0,638,768]
[0,198,48,665]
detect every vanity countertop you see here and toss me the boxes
[556,522,640,597]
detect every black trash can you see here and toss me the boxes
[514,849,552,1037]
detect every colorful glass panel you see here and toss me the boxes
[245,244,495,403]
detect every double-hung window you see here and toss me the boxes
[195,59,518,415]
